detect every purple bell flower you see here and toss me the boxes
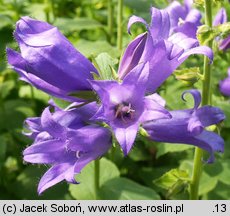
[23,102,112,194]
[118,6,213,92]
[213,8,230,51]
[166,0,201,38]
[7,16,98,102]
[90,62,171,155]
[220,68,230,96]
[143,90,225,163]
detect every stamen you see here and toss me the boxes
[114,102,135,122]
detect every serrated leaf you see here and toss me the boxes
[156,143,193,159]
[69,158,120,200]
[99,177,160,200]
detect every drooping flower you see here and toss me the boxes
[143,90,225,163]
[166,0,201,38]
[23,102,112,194]
[118,6,213,92]
[90,62,171,155]
[213,8,230,51]
[7,16,98,102]
[220,68,230,96]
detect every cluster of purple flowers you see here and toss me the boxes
[7,1,226,194]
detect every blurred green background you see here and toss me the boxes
[0,0,230,200]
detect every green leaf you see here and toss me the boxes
[154,169,190,190]
[197,23,230,45]
[216,22,230,39]
[217,160,230,186]
[199,171,218,196]
[206,182,230,200]
[51,97,71,109]
[93,53,118,80]
[0,14,13,29]
[25,3,48,21]
[0,135,7,167]
[0,80,15,99]
[0,100,35,130]
[197,25,216,45]
[74,39,120,58]
[213,99,230,128]
[54,17,102,34]
[19,86,49,102]
[99,177,160,200]
[11,166,69,200]
[68,90,97,101]
[69,158,120,200]
[156,143,193,159]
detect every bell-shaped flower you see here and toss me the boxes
[143,90,225,163]
[7,16,98,101]
[90,62,171,155]
[166,0,201,38]
[118,6,213,92]
[213,8,230,51]
[220,68,230,96]
[23,102,112,194]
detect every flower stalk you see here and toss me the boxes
[108,0,114,44]
[190,0,213,200]
[94,159,100,199]
[44,0,50,23]
[117,0,123,51]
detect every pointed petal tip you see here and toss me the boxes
[127,15,148,35]
[182,89,201,109]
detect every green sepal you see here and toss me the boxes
[154,169,190,198]
[174,67,201,85]
[93,52,118,80]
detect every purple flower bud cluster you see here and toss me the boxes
[7,1,226,193]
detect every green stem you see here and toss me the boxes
[108,0,114,44]
[44,0,50,23]
[117,0,123,51]
[190,0,213,200]
[94,159,100,199]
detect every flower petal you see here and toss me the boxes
[178,45,214,63]
[122,62,149,95]
[67,125,111,152]
[127,15,148,34]
[41,107,67,138]
[114,123,139,155]
[118,33,147,79]
[9,16,98,98]
[213,8,227,26]
[182,89,201,109]
[38,163,75,194]
[149,7,170,40]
